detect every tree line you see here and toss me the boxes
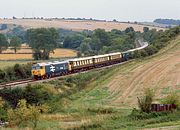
[1,26,180,61]
[63,27,137,56]
[132,26,180,58]
[154,19,180,26]
[0,34,21,54]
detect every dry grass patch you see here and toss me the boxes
[0,48,76,60]
[0,19,165,32]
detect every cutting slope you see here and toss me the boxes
[100,35,180,108]
[0,19,165,32]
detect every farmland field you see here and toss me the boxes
[0,19,165,32]
[0,45,77,68]
[0,48,77,60]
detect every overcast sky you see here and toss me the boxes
[1,0,180,22]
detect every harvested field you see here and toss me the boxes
[0,19,165,32]
[97,35,180,108]
[0,48,76,60]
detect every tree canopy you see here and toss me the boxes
[10,36,21,53]
[27,28,59,60]
[0,33,8,53]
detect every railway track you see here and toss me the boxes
[0,41,148,89]
[0,60,132,89]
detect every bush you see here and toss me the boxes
[24,84,53,105]
[161,92,180,109]
[0,97,7,121]
[130,108,170,120]
[137,88,155,113]
[0,69,6,82]
[0,84,54,107]
[0,63,32,83]
[7,99,41,128]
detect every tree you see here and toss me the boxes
[93,29,110,47]
[10,36,21,53]
[143,27,149,33]
[63,34,85,49]
[125,27,135,33]
[27,28,59,60]
[7,99,43,128]
[80,38,91,54]
[0,34,8,53]
[137,88,155,113]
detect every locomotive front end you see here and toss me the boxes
[31,63,45,79]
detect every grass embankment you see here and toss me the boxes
[39,35,180,129]
[1,36,180,129]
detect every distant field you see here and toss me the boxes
[0,45,77,60]
[0,19,165,32]
[0,49,76,60]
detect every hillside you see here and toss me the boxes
[105,35,180,108]
[82,35,180,108]
[0,36,180,129]
[0,19,165,32]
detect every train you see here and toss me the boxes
[31,42,148,80]
[31,52,129,79]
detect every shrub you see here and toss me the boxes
[23,84,54,105]
[0,84,54,107]
[7,99,41,128]
[137,88,155,113]
[0,69,6,82]
[161,92,180,109]
[0,63,32,83]
[130,108,170,120]
[0,97,7,121]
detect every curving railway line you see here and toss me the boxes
[0,41,148,89]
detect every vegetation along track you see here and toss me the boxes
[0,41,148,89]
[0,60,131,89]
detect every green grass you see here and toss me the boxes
[2,35,180,130]
[0,61,28,69]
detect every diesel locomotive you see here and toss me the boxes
[32,52,129,80]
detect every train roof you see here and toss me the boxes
[33,52,122,66]
[35,60,69,66]
[68,56,94,62]
[93,52,121,58]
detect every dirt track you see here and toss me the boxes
[105,36,180,107]
[0,19,164,32]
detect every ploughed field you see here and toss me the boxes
[0,19,165,32]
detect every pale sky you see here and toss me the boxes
[0,0,180,22]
